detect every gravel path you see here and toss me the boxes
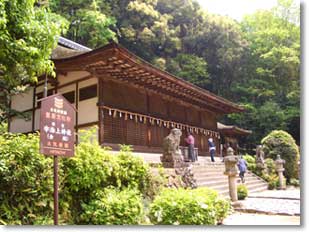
[222,187,301,225]
[222,212,300,225]
[235,186,301,216]
[248,187,300,200]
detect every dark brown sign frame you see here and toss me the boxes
[40,94,76,157]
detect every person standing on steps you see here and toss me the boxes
[185,132,196,162]
[237,155,248,183]
[208,138,216,162]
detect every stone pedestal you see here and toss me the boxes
[275,155,286,190]
[224,147,239,202]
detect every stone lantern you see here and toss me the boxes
[224,147,239,202]
[275,154,286,190]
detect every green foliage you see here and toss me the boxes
[115,146,153,197]
[0,122,7,134]
[262,130,299,182]
[80,187,144,225]
[226,0,300,146]
[166,53,210,88]
[0,133,54,225]
[61,139,153,223]
[243,154,256,173]
[264,158,277,176]
[50,0,116,48]
[0,130,162,225]
[289,178,300,187]
[260,158,279,190]
[237,184,248,200]
[149,187,231,225]
[0,0,68,122]
[265,175,279,190]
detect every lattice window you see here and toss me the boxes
[103,110,126,144]
[126,120,148,146]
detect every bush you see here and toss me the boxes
[290,178,300,187]
[0,129,160,225]
[149,187,231,225]
[243,154,256,173]
[115,145,153,196]
[80,188,144,225]
[237,184,248,200]
[262,130,300,183]
[0,133,54,225]
[266,175,279,190]
[61,139,154,223]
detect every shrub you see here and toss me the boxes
[237,184,248,200]
[0,133,54,225]
[290,178,300,187]
[116,145,152,196]
[243,154,256,173]
[80,188,144,225]
[61,129,155,223]
[262,130,300,183]
[0,122,7,134]
[266,175,279,190]
[0,129,165,225]
[264,158,276,175]
[149,187,230,225]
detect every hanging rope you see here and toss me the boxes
[102,106,220,138]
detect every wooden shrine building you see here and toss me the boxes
[9,37,245,157]
[217,122,252,155]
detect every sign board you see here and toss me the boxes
[40,94,76,157]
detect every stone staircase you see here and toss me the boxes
[129,152,268,196]
[192,158,268,196]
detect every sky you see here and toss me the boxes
[196,0,280,21]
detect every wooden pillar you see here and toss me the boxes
[98,78,104,145]
[75,82,79,144]
[146,92,151,147]
[199,111,203,152]
[32,86,36,132]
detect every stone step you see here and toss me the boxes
[243,182,268,191]
[197,179,228,187]
[194,173,227,181]
[195,175,258,184]
[193,163,225,169]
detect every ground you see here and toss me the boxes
[222,186,301,225]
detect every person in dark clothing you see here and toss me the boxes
[185,132,196,162]
[237,156,248,183]
[208,138,216,162]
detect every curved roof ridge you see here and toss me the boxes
[53,41,244,113]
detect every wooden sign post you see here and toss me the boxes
[39,94,76,225]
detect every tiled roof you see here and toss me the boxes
[58,36,92,52]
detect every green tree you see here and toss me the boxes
[166,53,210,88]
[261,130,300,183]
[226,0,300,145]
[49,0,117,48]
[0,0,67,123]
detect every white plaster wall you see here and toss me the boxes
[10,116,32,133]
[77,78,98,125]
[78,77,97,89]
[58,71,91,85]
[78,98,98,124]
[11,88,33,111]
